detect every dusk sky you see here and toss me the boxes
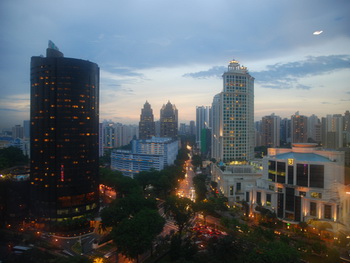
[0,0,349,130]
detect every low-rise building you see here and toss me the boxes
[250,143,349,230]
[111,137,178,177]
[211,162,262,204]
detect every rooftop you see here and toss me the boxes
[272,152,331,162]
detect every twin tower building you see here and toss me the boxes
[139,100,178,140]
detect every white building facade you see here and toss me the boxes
[111,137,179,177]
[211,60,254,163]
[211,163,262,204]
[250,143,349,229]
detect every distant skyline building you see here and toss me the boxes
[196,106,211,149]
[12,124,23,140]
[291,112,308,143]
[211,60,255,163]
[307,114,321,143]
[139,101,155,140]
[30,42,100,222]
[261,113,281,148]
[322,114,344,149]
[280,118,291,145]
[160,101,178,139]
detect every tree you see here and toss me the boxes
[101,189,157,227]
[111,208,165,262]
[164,195,194,237]
[191,154,202,168]
[193,174,208,202]
[0,146,28,170]
[193,200,216,223]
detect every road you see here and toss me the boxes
[177,160,196,202]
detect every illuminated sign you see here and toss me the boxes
[60,164,64,182]
[288,159,294,165]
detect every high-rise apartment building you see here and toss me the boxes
[280,118,291,145]
[211,60,254,163]
[307,114,321,143]
[30,42,99,222]
[139,101,155,140]
[322,114,344,149]
[261,113,281,148]
[291,112,308,143]
[160,101,178,139]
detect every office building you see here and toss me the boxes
[211,163,262,204]
[160,101,178,139]
[211,60,255,163]
[196,106,211,148]
[30,41,99,222]
[111,137,178,177]
[139,101,155,140]
[189,121,196,136]
[250,144,349,230]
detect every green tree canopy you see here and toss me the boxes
[164,195,194,236]
[111,208,165,262]
[0,146,28,170]
[101,189,157,227]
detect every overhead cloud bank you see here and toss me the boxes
[184,55,350,90]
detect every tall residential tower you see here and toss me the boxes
[211,60,254,163]
[30,41,100,222]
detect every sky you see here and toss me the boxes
[0,0,350,130]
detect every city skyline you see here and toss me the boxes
[1,0,350,130]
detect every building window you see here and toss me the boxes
[310,192,322,199]
[246,192,250,202]
[324,205,332,219]
[268,160,276,182]
[296,164,308,187]
[277,162,286,183]
[266,194,271,206]
[309,165,324,188]
[287,165,294,185]
[310,202,317,216]
[237,182,241,192]
[256,192,261,205]
[285,187,295,212]
[230,186,234,196]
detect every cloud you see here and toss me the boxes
[253,55,350,81]
[183,66,226,79]
[183,55,350,90]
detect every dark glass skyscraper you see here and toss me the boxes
[160,101,178,139]
[30,42,99,222]
[139,101,155,139]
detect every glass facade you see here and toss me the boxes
[30,46,99,221]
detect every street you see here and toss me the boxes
[177,160,196,202]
